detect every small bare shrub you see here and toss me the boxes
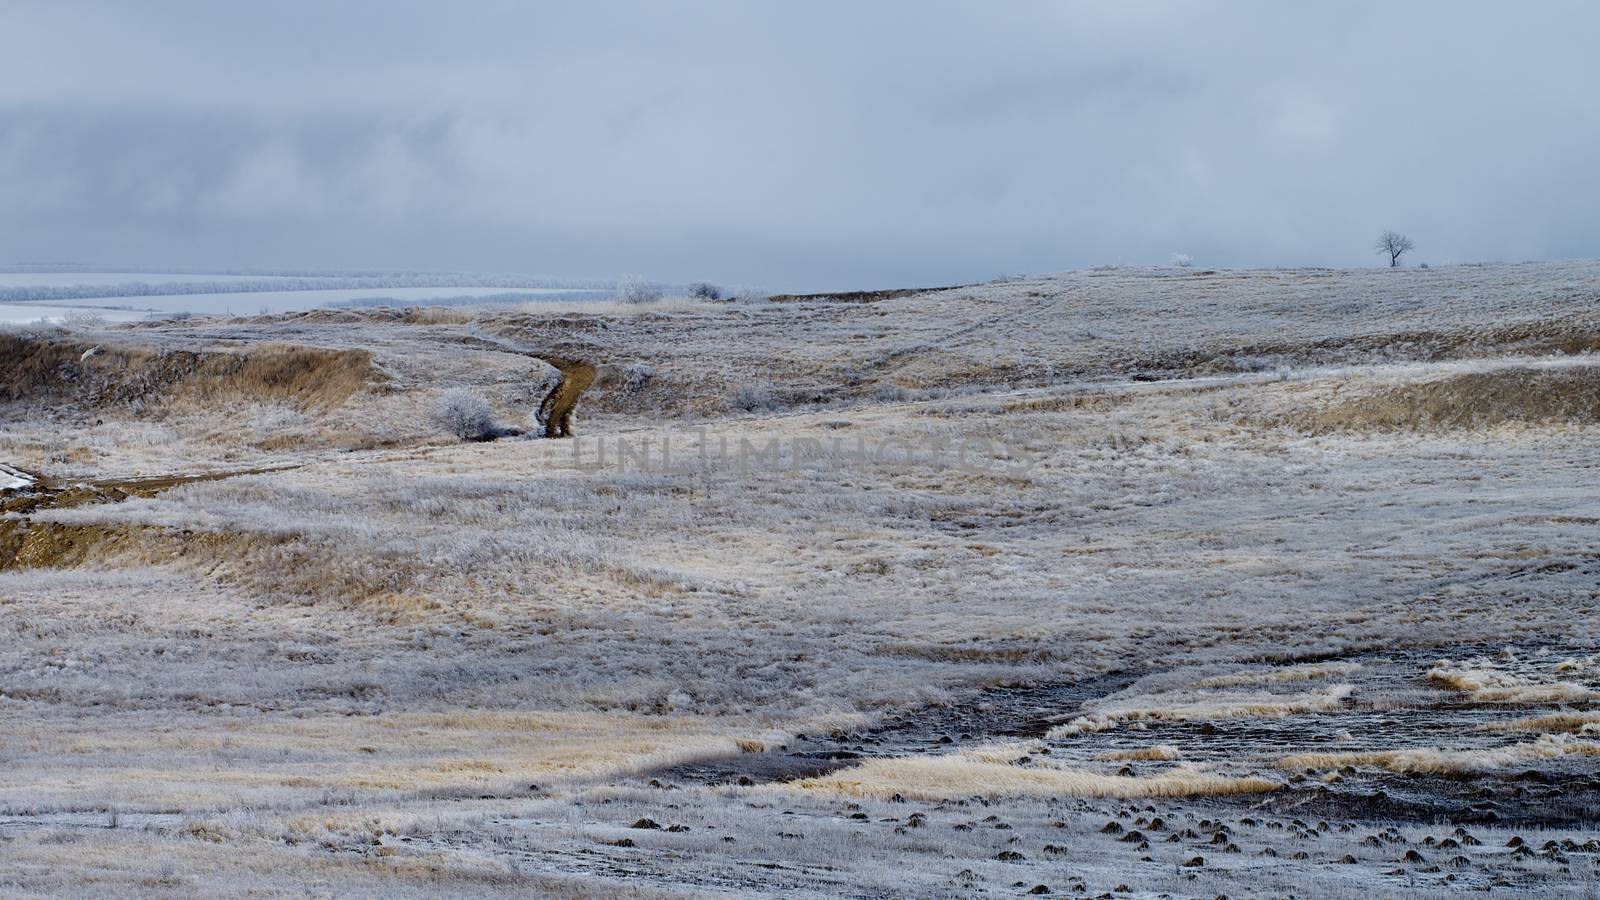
[1171,253,1194,268]
[730,381,779,412]
[61,309,107,328]
[869,382,912,403]
[622,362,655,392]
[1,319,64,339]
[153,858,178,884]
[431,388,495,440]
[617,274,662,305]
[688,282,722,301]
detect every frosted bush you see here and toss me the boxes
[729,382,778,412]
[688,282,722,301]
[248,402,306,434]
[431,388,495,441]
[61,309,107,328]
[617,274,662,305]
[621,363,655,392]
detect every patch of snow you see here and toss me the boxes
[0,464,36,491]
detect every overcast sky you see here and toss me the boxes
[2,1,1596,290]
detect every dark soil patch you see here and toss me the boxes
[649,671,1142,787]
[765,286,961,304]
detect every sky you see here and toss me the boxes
[2,1,1597,291]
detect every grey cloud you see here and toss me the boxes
[1,0,1597,289]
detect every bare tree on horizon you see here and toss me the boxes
[1375,230,1415,267]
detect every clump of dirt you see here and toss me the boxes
[1298,366,1600,432]
[1,484,125,516]
[0,333,377,413]
[1,468,293,516]
[0,520,147,570]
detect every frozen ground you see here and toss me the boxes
[2,263,1599,896]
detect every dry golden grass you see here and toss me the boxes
[1048,685,1354,737]
[1299,365,1600,432]
[1195,661,1362,688]
[1278,735,1600,774]
[175,343,376,411]
[1425,662,1596,703]
[0,708,755,812]
[1481,711,1600,735]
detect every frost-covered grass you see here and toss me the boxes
[8,260,1600,476]
[4,262,1600,895]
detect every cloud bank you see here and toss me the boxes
[2,1,1596,289]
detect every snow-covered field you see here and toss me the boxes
[2,262,1599,896]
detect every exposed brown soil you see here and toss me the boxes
[649,671,1144,788]
[765,286,961,304]
[0,333,377,412]
[0,466,295,516]
[0,520,145,570]
[536,357,596,438]
[0,464,300,578]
